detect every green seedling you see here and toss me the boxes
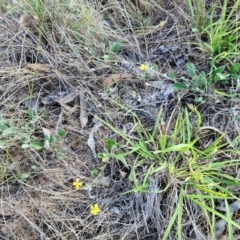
[104,40,121,61]
[43,127,66,152]
[91,169,98,176]
[110,40,121,53]
[172,62,208,91]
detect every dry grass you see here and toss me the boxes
[0,0,240,239]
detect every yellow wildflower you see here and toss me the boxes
[73,178,83,190]
[140,63,148,71]
[90,203,100,215]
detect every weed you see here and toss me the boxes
[172,62,208,91]
[104,40,122,61]
[172,61,240,91]
[0,109,65,154]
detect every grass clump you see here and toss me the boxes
[187,0,240,65]
[98,102,240,239]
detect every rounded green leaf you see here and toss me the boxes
[57,128,66,137]
[31,141,44,150]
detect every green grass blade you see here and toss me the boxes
[189,198,240,229]
[177,190,184,240]
[162,190,184,240]
[225,199,234,240]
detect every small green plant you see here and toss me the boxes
[172,62,208,91]
[139,62,158,80]
[103,40,121,61]
[42,127,66,154]
[97,101,240,239]
[210,61,240,88]
[0,117,43,150]
[91,169,98,176]
[172,62,240,91]
[0,109,66,154]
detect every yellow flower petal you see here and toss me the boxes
[90,203,100,215]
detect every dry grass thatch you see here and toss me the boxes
[1,0,240,239]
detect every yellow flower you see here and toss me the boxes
[140,63,148,71]
[90,203,100,215]
[73,178,83,190]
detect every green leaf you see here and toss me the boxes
[190,198,240,229]
[50,135,60,143]
[57,128,66,137]
[44,134,50,141]
[213,65,225,75]
[22,135,31,144]
[152,63,158,71]
[31,165,37,170]
[128,169,134,182]
[2,127,19,136]
[213,89,237,97]
[57,151,65,159]
[145,73,152,79]
[0,120,9,131]
[186,62,196,77]
[115,153,129,169]
[154,140,197,153]
[28,108,35,120]
[99,152,130,169]
[91,169,98,176]
[104,138,116,151]
[110,40,121,53]
[31,141,43,150]
[20,173,29,181]
[172,82,187,91]
[232,74,240,80]
[216,72,230,80]
[0,140,7,148]
[98,153,110,162]
[168,70,176,79]
[230,63,240,74]
[103,54,111,61]
[162,190,184,240]
[225,199,234,240]
[21,143,30,149]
